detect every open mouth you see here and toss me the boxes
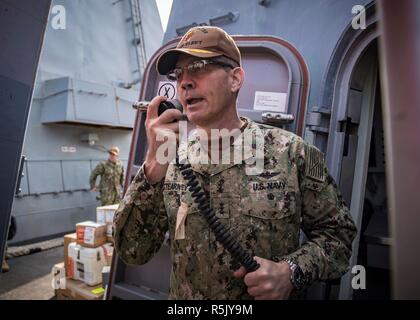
[186,98,204,106]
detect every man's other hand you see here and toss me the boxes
[233,256,294,300]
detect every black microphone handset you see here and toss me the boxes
[157,99,183,117]
[137,98,260,272]
[132,99,183,119]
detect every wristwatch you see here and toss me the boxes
[284,259,306,290]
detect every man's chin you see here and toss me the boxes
[187,112,207,126]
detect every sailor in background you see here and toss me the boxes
[90,147,124,206]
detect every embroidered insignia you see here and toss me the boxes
[306,147,326,182]
[259,171,281,179]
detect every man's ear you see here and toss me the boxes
[230,67,245,94]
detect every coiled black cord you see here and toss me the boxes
[154,101,259,272]
[177,161,260,272]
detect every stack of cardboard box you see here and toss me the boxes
[96,204,119,243]
[54,204,119,300]
[53,262,105,300]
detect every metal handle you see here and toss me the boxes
[132,100,150,112]
[262,112,294,126]
[133,99,187,121]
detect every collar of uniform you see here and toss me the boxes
[178,117,264,177]
[107,159,118,165]
[241,117,265,161]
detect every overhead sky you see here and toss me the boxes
[155,0,173,32]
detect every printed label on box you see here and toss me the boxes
[77,228,85,243]
[97,210,105,223]
[67,257,74,278]
[84,227,94,244]
[77,261,85,281]
[105,211,115,223]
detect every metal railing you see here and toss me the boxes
[16,159,127,197]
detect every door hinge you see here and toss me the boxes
[307,106,331,134]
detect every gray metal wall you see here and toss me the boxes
[0,0,52,260]
[10,0,163,244]
[164,0,372,139]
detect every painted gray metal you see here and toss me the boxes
[338,43,378,299]
[325,13,379,183]
[164,0,372,139]
[0,0,52,264]
[8,0,163,244]
[40,77,137,128]
[378,0,420,299]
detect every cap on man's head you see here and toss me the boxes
[156,26,241,75]
[108,146,119,156]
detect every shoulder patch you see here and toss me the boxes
[306,147,326,182]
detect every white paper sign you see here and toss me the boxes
[61,146,76,153]
[157,81,177,99]
[253,91,287,112]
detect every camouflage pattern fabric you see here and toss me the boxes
[113,118,357,299]
[90,160,124,206]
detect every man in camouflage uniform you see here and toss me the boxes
[114,26,356,299]
[90,146,124,206]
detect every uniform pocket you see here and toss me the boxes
[238,187,299,260]
[240,172,297,219]
[240,189,295,220]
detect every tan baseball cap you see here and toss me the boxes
[156,26,241,75]
[108,146,119,156]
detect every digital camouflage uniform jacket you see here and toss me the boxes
[90,160,124,206]
[114,118,357,299]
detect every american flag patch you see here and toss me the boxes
[306,147,326,182]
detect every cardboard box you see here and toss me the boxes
[104,243,114,266]
[64,233,77,277]
[76,221,106,248]
[68,242,114,286]
[106,224,114,243]
[96,204,118,242]
[51,262,66,291]
[55,278,105,300]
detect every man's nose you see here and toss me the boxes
[179,71,195,90]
